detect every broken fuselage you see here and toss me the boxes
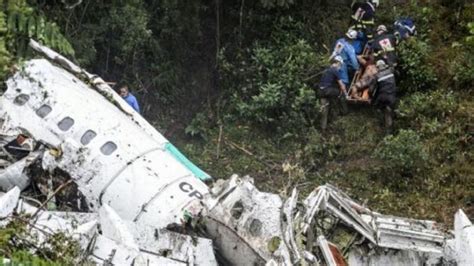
[0,58,210,230]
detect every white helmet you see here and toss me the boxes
[377,24,387,33]
[332,55,344,64]
[371,0,379,8]
[376,60,387,68]
[346,29,358,40]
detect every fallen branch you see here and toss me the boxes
[32,179,73,218]
[224,138,276,169]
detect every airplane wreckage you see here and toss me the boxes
[0,39,471,265]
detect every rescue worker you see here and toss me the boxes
[350,0,379,41]
[394,17,416,41]
[373,60,397,132]
[119,85,140,113]
[331,29,360,87]
[372,25,398,67]
[351,30,366,56]
[318,56,348,131]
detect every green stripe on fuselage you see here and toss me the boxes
[164,142,211,181]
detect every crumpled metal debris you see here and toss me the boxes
[0,39,471,265]
[206,178,472,265]
[0,187,217,265]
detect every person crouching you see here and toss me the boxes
[318,56,348,131]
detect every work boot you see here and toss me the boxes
[320,98,329,131]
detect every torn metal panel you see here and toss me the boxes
[89,235,139,265]
[48,211,99,225]
[89,229,191,265]
[326,190,375,239]
[325,203,376,244]
[132,225,217,265]
[301,186,328,234]
[134,253,186,266]
[347,247,440,266]
[99,204,139,252]
[0,186,20,218]
[15,198,98,246]
[373,215,445,253]
[282,188,301,263]
[325,184,375,215]
[0,151,41,191]
[317,235,337,266]
[100,203,218,265]
[454,209,474,265]
[206,176,292,265]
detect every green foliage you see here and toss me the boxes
[5,250,59,265]
[397,90,458,127]
[185,112,211,140]
[0,216,80,265]
[0,0,74,82]
[373,130,428,177]
[260,0,295,9]
[4,0,74,57]
[449,22,474,88]
[466,22,474,45]
[221,17,324,131]
[397,39,437,92]
[0,11,12,81]
[450,50,474,88]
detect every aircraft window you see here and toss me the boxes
[81,130,97,145]
[14,94,29,106]
[100,141,117,155]
[58,117,74,131]
[36,105,52,118]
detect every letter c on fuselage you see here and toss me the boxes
[179,182,203,200]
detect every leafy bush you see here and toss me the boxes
[397,39,437,92]
[373,129,428,177]
[450,49,474,88]
[449,22,474,88]
[220,17,325,131]
[466,22,474,45]
[397,89,457,134]
[185,112,211,140]
[397,89,457,118]
[0,11,11,81]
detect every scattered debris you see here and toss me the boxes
[0,40,471,265]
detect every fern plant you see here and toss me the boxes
[4,0,74,58]
[0,0,75,82]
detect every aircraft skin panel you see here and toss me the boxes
[134,174,209,228]
[100,149,203,222]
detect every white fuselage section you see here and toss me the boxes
[0,59,209,228]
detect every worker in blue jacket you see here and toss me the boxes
[330,29,360,86]
[119,85,140,113]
